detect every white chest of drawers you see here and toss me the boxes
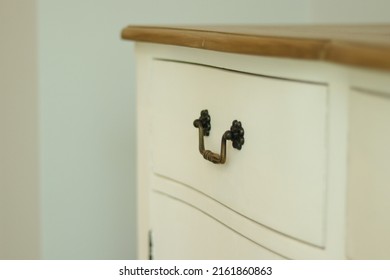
[122,25,390,259]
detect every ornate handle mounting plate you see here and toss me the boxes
[193,110,245,164]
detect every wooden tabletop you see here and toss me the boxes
[121,25,390,71]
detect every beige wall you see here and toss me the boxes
[310,0,390,23]
[1,0,389,260]
[0,0,40,259]
[38,0,310,259]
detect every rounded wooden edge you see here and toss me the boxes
[121,26,390,71]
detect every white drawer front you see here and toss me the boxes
[151,189,285,260]
[151,60,328,247]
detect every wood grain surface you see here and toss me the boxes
[121,25,390,70]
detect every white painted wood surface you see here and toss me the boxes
[151,180,285,260]
[135,43,390,259]
[151,60,328,247]
[347,87,390,259]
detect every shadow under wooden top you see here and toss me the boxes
[121,25,390,71]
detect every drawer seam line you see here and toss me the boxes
[154,172,325,250]
[351,86,390,100]
[153,189,290,259]
[154,58,329,86]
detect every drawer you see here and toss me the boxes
[150,59,328,247]
[151,186,285,259]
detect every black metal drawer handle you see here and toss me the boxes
[193,110,245,164]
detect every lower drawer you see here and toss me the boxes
[151,191,285,259]
[151,59,328,247]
